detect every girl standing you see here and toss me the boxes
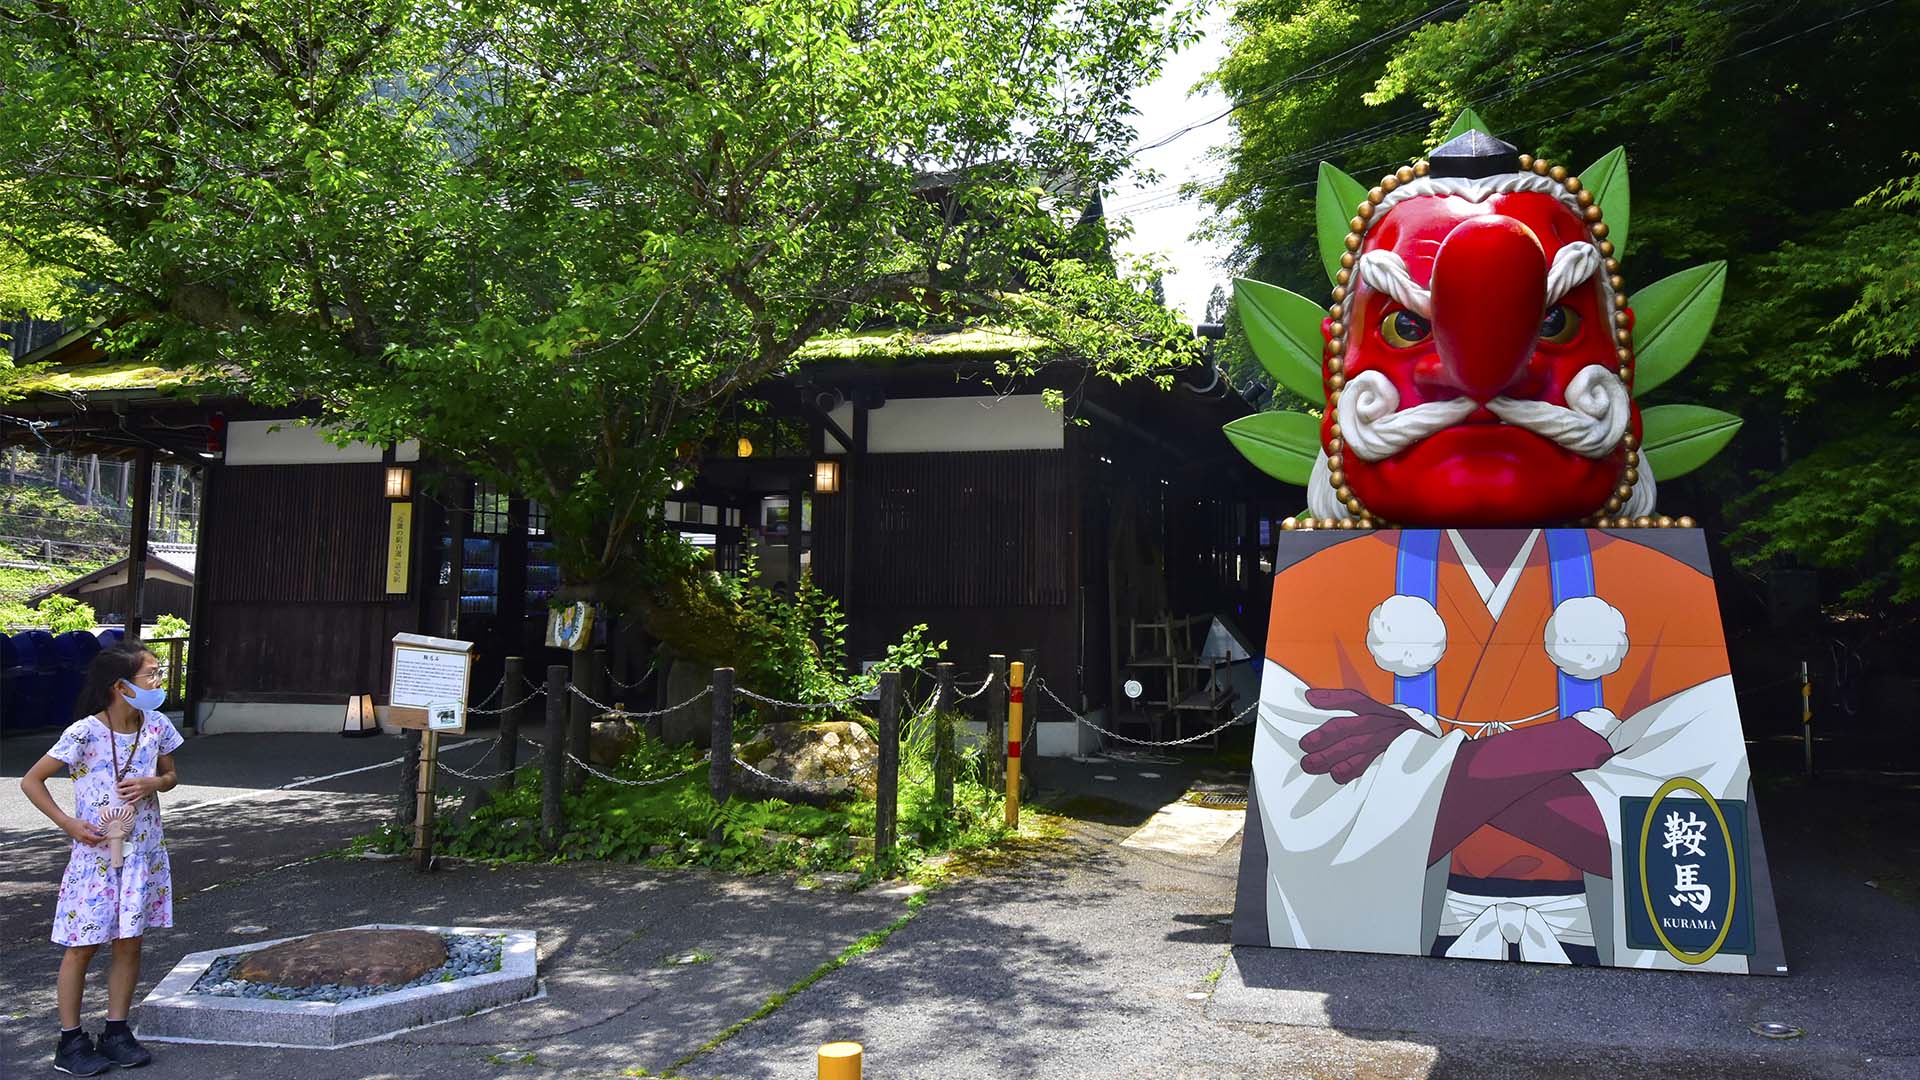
[20,645,182,1075]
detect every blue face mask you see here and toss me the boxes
[120,680,167,713]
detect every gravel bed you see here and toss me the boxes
[188,933,504,1004]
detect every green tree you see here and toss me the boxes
[0,0,1201,612]
[1201,0,1920,604]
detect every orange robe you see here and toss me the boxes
[1265,530,1732,881]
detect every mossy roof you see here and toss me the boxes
[11,325,1035,402]
[10,359,201,397]
[795,325,1045,362]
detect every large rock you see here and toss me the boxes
[589,716,639,766]
[660,659,711,747]
[231,929,447,988]
[733,720,878,805]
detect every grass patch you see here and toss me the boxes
[661,949,713,967]
[485,1050,537,1065]
[665,892,931,1075]
[361,721,1032,883]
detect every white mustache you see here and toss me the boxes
[1337,366,1629,462]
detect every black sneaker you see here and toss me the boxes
[52,1030,114,1076]
[97,1026,152,1069]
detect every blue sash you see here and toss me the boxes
[1544,530,1604,718]
[1393,530,1442,714]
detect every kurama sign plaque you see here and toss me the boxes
[1228,115,1784,974]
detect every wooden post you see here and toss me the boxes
[397,730,421,825]
[567,648,592,792]
[413,728,439,872]
[543,664,567,847]
[986,654,1008,789]
[125,449,153,639]
[497,655,525,790]
[876,670,900,861]
[709,667,735,844]
[933,662,955,817]
[163,638,185,709]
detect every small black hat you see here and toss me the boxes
[1427,130,1521,179]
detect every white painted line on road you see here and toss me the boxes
[0,737,488,851]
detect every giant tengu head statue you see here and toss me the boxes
[1226,112,1741,530]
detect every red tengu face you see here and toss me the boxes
[1326,187,1637,526]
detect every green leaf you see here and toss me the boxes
[1442,108,1491,144]
[1233,278,1326,401]
[1639,404,1742,480]
[1579,146,1630,260]
[1631,262,1727,394]
[1223,411,1321,486]
[1315,162,1368,284]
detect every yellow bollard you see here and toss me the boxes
[1006,660,1025,828]
[818,1041,863,1079]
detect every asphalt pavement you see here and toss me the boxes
[0,730,1913,1079]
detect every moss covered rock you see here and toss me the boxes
[732,720,878,804]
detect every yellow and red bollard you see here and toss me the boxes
[819,1041,863,1079]
[1006,660,1025,828]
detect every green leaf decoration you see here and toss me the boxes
[1224,411,1321,486]
[1315,162,1369,284]
[1234,277,1326,402]
[1630,261,1726,395]
[1639,404,1742,480]
[1579,146,1630,261]
[1442,107,1491,144]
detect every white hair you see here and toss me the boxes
[1315,363,1656,516]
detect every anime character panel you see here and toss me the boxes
[1231,528,1786,974]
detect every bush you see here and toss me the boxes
[3,594,97,633]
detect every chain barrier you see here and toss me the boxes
[565,751,711,788]
[733,687,865,712]
[470,673,509,709]
[565,683,713,719]
[466,686,547,716]
[1032,678,1257,748]
[605,660,657,692]
[956,673,997,701]
[431,736,546,782]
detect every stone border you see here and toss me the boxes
[135,923,538,1048]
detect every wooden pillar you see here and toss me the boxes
[841,403,867,605]
[567,648,592,792]
[933,662,955,816]
[787,471,805,590]
[125,449,153,639]
[182,460,215,731]
[875,670,900,861]
[709,667,735,816]
[542,664,568,846]
[413,729,439,872]
[497,655,525,792]
[986,654,1008,788]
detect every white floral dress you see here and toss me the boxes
[46,712,183,946]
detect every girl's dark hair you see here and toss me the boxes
[73,645,157,721]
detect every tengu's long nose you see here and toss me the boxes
[1428,216,1547,400]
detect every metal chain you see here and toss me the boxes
[566,752,710,788]
[566,683,713,719]
[467,686,547,716]
[431,736,546,781]
[956,673,997,701]
[438,746,545,781]
[606,660,657,692]
[1032,678,1256,748]
[734,687,865,711]
[470,673,509,709]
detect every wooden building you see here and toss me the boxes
[30,545,195,625]
[4,323,1282,748]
